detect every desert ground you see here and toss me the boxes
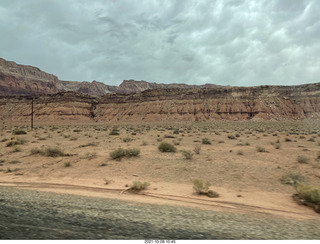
[1,120,320,222]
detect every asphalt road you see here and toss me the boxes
[0,186,319,240]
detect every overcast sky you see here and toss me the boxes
[0,0,319,86]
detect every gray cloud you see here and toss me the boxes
[0,0,319,86]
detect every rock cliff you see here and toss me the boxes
[0,58,116,96]
[0,58,224,96]
[1,83,319,125]
[116,79,224,94]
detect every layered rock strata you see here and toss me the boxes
[0,83,319,125]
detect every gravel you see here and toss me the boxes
[0,186,319,240]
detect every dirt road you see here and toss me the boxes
[0,186,319,240]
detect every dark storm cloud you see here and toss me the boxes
[0,0,319,86]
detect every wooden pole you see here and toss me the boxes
[31,97,34,129]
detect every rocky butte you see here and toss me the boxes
[0,57,319,124]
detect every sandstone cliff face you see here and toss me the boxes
[0,57,225,96]
[115,79,224,94]
[0,58,60,96]
[56,80,117,96]
[1,83,319,125]
[1,57,319,124]
[0,58,116,96]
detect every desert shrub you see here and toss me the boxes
[31,148,44,155]
[181,150,193,159]
[78,142,98,148]
[202,138,211,145]
[237,150,244,155]
[73,129,82,132]
[192,179,219,198]
[297,155,310,164]
[317,151,320,160]
[285,138,292,142]
[158,142,176,152]
[308,137,316,142]
[12,130,27,135]
[110,148,140,160]
[124,148,140,157]
[85,152,97,160]
[64,162,71,167]
[173,140,180,145]
[6,137,27,147]
[129,181,150,192]
[123,137,133,143]
[274,143,281,149]
[256,146,266,152]
[109,130,120,135]
[227,134,236,139]
[164,134,175,138]
[296,184,320,205]
[193,145,201,154]
[193,179,209,193]
[44,147,66,157]
[12,147,22,153]
[280,172,307,185]
[8,160,21,164]
[141,141,148,146]
[173,130,179,135]
[110,148,126,160]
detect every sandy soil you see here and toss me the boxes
[0,121,319,220]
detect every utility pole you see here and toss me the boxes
[31,97,34,129]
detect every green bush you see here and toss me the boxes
[158,142,176,152]
[110,148,140,160]
[129,181,150,192]
[192,179,219,198]
[6,137,27,147]
[181,150,193,159]
[44,147,66,157]
[110,148,126,160]
[193,145,201,154]
[85,152,97,160]
[124,148,140,157]
[202,138,211,145]
[296,184,320,204]
[280,172,307,185]
[31,148,44,155]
